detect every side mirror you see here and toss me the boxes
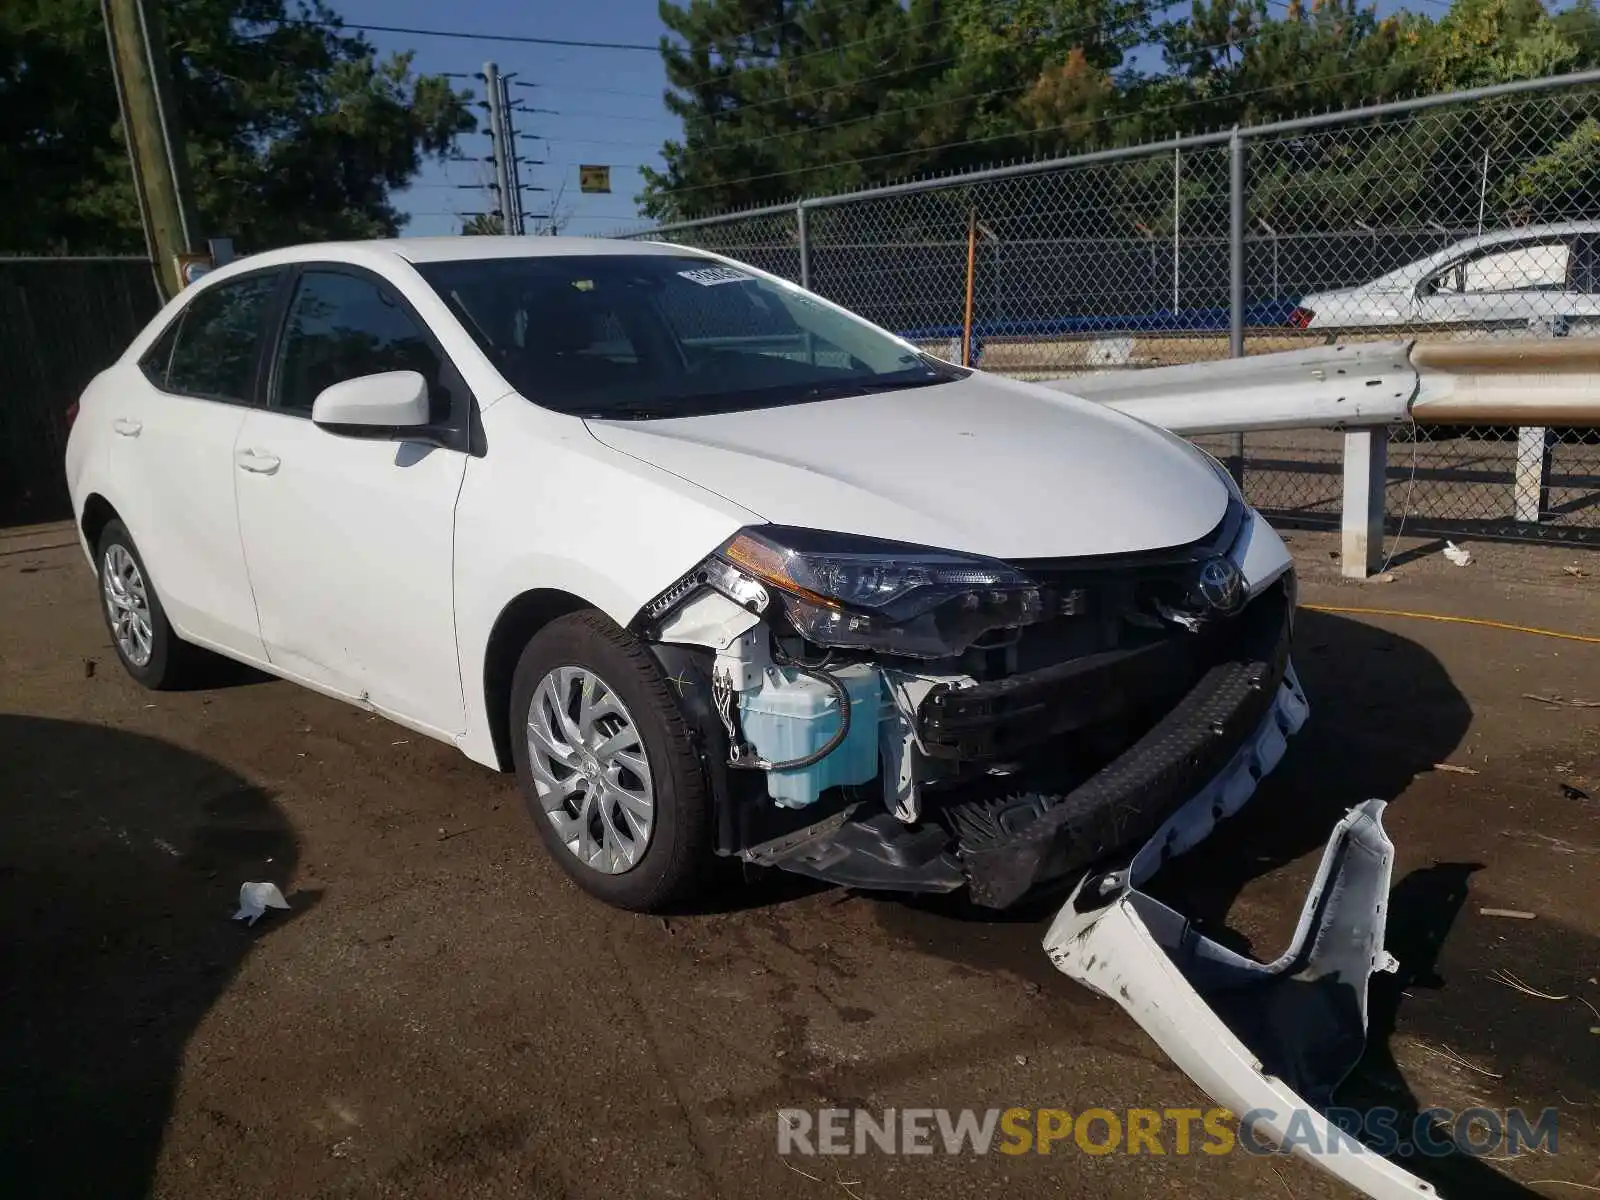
[311,371,429,436]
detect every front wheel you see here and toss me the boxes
[509,610,712,912]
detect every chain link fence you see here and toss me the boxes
[616,71,1600,546]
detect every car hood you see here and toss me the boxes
[583,373,1229,560]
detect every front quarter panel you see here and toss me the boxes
[452,397,760,768]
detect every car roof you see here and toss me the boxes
[186,236,712,289]
[375,236,701,263]
[274,236,701,266]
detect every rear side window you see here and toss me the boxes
[273,270,449,420]
[137,317,183,388]
[156,272,281,403]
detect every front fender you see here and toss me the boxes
[451,397,758,769]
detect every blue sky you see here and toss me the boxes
[341,0,675,236]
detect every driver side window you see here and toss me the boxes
[274,270,450,420]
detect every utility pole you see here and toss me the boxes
[103,0,203,297]
[497,72,525,236]
[483,61,514,234]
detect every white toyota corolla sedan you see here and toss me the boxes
[65,237,1304,913]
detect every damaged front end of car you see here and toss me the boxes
[634,496,1434,1197]
[635,482,1306,911]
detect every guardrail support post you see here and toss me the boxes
[1341,428,1388,579]
[1513,425,1552,524]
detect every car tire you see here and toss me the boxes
[95,519,201,690]
[509,610,712,912]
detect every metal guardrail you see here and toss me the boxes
[1045,339,1600,573]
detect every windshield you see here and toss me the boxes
[415,254,966,419]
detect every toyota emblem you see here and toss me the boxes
[1195,557,1247,615]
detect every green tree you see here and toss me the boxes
[461,212,505,235]
[642,0,1600,222]
[640,0,1144,219]
[1498,114,1600,221]
[0,0,473,254]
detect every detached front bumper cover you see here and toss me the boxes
[1045,799,1440,1200]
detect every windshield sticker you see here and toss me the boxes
[678,266,751,286]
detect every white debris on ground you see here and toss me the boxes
[233,881,290,926]
[1443,541,1474,567]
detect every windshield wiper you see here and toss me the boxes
[582,401,687,421]
[799,373,951,400]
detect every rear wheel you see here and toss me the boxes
[509,610,712,912]
[96,520,199,690]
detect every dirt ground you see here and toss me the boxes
[1,521,1595,1200]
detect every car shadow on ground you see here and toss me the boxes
[0,715,313,1197]
[867,611,1567,1196]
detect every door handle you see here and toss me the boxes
[112,418,142,437]
[235,449,281,475]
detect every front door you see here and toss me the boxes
[233,266,469,737]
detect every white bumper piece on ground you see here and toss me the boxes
[1044,797,1439,1200]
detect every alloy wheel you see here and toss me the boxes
[525,665,655,874]
[102,544,154,668]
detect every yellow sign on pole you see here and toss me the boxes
[579,165,612,194]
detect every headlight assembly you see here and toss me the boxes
[714,526,1045,659]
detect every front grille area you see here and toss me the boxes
[943,579,1293,908]
[918,576,1285,763]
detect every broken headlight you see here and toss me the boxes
[716,526,1045,659]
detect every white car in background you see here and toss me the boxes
[1293,220,1600,333]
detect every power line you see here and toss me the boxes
[546,136,669,149]
[549,161,648,173]
[261,18,659,52]
[262,3,1169,122]
[491,2,1178,143]
[511,80,666,101]
[538,109,682,125]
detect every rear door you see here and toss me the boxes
[232,265,470,736]
[107,270,282,659]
